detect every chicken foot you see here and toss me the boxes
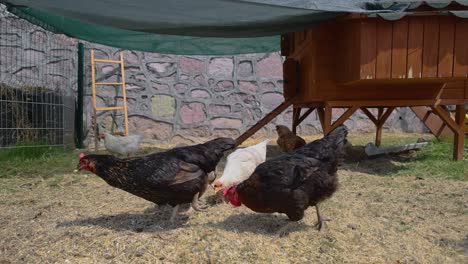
[191,192,209,212]
[314,205,330,231]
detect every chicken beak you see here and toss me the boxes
[213,186,222,193]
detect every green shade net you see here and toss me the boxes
[7,5,283,55]
[3,0,467,55]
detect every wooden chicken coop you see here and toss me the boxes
[237,4,467,161]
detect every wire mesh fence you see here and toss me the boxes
[0,4,77,153]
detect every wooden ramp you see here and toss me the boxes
[411,106,453,138]
[411,106,468,138]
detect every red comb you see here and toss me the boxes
[79,153,85,159]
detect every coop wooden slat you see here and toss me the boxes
[375,20,392,79]
[93,59,122,64]
[283,58,298,100]
[96,106,124,111]
[438,17,455,78]
[360,19,377,80]
[453,19,468,77]
[326,99,439,107]
[422,17,439,78]
[407,17,424,79]
[95,82,123,85]
[391,19,408,79]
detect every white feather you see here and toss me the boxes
[216,139,269,188]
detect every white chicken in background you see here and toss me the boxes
[213,139,269,191]
[99,133,143,158]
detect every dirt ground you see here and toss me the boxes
[0,141,467,263]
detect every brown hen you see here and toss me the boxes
[276,125,306,152]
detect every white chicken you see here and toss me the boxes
[99,133,143,158]
[213,139,269,191]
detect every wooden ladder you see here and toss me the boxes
[90,49,129,150]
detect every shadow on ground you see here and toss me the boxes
[208,212,309,236]
[56,205,190,233]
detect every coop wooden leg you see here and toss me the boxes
[292,108,301,135]
[375,108,384,147]
[375,107,395,147]
[322,105,332,135]
[317,107,325,132]
[453,104,465,161]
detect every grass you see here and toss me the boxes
[0,132,466,263]
[0,141,77,179]
[0,133,465,181]
[342,133,466,181]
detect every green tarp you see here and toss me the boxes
[2,1,468,55]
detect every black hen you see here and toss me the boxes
[78,137,235,222]
[223,125,348,234]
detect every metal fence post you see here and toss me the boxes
[75,42,84,148]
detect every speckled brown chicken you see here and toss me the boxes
[276,125,306,152]
[77,138,235,222]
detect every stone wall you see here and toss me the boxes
[0,10,77,92]
[84,43,427,146]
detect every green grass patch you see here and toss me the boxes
[0,141,77,179]
[346,133,466,181]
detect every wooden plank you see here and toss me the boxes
[236,100,292,146]
[94,58,122,64]
[453,19,468,77]
[465,80,468,99]
[441,88,465,99]
[438,17,455,78]
[338,21,358,82]
[411,106,453,138]
[323,105,332,134]
[360,108,378,125]
[317,107,325,129]
[407,17,424,79]
[391,19,408,79]
[96,106,124,111]
[327,100,439,107]
[292,108,301,134]
[297,107,315,126]
[374,107,395,147]
[90,49,99,151]
[422,17,439,78]
[377,107,384,119]
[280,34,290,56]
[376,20,393,79]
[95,82,123,85]
[360,19,377,80]
[453,104,465,161]
[377,107,395,127]
[283,58,299,100]
[431,105,459,133]
[119,51,129,136]
[330,106,359,131]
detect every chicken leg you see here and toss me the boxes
[169,204,180,223]
[313,205,330,231]
[191,192,209,211]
